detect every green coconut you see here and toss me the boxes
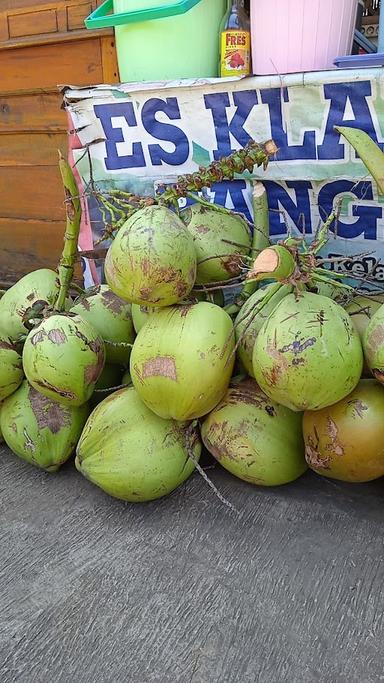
[0,338,24,400]
[0,380,89,472]
[71,285,135,366]
[131,304,158,334]
[202,378,306,486]
[346,294,384,341]
[130,301,235,421]
[90,364,123,408]
[363,303,384,383]
[303,379,384,482]
[22,314,105,407]
[104,205,197,307]
[180,203,251,283]
[0,403,3,443]
[0,269,59,341]
[235,283,292,377]
[253,292,363,411]
[121,369,132,386]
[131,289,225,334]
[347,294,384,376]
[75,387,201,502]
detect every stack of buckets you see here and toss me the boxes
[85,0,359,82]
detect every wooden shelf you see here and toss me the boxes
[0,0,119,286]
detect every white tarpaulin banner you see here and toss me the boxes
[64,68,384,286]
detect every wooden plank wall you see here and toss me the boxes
[0,0,119,288]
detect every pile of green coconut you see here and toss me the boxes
[2,134,384,508]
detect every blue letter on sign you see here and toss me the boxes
[317,81,383,160]
[142,97,189,166]
[260,88,316,160]
[210,181,252,222]
[318,180,382,240]
[94,103,145,170]
[204,91,258,159]
[265,181,313,236]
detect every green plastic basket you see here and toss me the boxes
[85,0,203,28]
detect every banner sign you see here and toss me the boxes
[64,68,384,286]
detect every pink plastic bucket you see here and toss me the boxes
[250,0,359,75]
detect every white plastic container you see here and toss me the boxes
[250,0,359,75]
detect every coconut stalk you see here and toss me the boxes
[239,180,271,297]
[227,181,271,314]
[94,140,277,244]
[157,140,277,204]
[251,181,270,254]
[54,152,82,312]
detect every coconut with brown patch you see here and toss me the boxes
[131,304,158,334]
[346,294,384,376]
[131,288,225,335]
[180,203,251,284]
[0,402,3,443]
[303,379,384,482]
[104,205,197,307]
[201,378,306,486]
[253,292,363,411]
[235,283,292,377]
[22,314,105,407]
[75,387,201,502]
[0,338,24,400]
[71,285,135,366]
[0,380,89,472]
[130,301,235,421]
[363,302,384,383]
[0,269,60,341]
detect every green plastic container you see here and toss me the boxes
[85,0,226,82]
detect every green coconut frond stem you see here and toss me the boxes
[225,281,283,364]
[309,270,355,294]
[252,181,270,255]
[54,152,82,312]
[233,281,284,330]
[109,188,156,205]
[247,245,296,283]
[94,382,132,393]
[97,194,127,223]
[185,192,239,219]
[336,126,384,195]
[311,203,341,255]
[103,340,134,348]
[158,139,278,204]
[233,181,271,309]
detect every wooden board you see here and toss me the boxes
[0,0,100,42]
[1,39,103,93]
[0,133,68,166]
[0,217,65,285]
[0,166,65,221]
[0,0,119,287]
[0,217,82,287]
[0,92,66,133]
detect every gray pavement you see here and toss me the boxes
[0,444,383,683]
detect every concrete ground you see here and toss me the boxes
[0,443,383,683]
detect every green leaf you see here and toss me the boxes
[335,126,384,194]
